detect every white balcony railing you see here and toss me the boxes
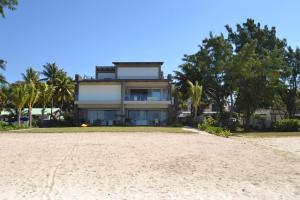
[124,95,170,101]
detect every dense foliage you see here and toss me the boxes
[0,63,75,128]
[175,19,300,130]
[272,119,300,132]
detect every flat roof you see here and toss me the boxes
[112,62,164,65]
[77,79,170,83]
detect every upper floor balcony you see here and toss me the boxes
[124,94,170,101]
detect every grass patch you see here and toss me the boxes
[233,131,300,138]
[8,126,191,133]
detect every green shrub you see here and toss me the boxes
[0,122,29,131]
[273,119,300,131]
[198,117,217,130]
[198,118,232,138]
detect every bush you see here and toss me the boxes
[198,117,217,130]
[273,119,300,131]
[198,118,231,138]
[0,121,28,131]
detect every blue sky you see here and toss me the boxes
[1,0,299,82]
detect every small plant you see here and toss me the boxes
[198,117,231,138]
[273,119,300,131]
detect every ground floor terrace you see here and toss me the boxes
[76,108,168,126]
[0,131,299,199]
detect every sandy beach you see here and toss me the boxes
[0,132,299,200]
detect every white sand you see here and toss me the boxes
[0,132,299,200]
[240,137,300,156]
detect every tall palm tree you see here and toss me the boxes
[187,80,203,122]
[41,63,61,118]
[41,63,61,85]
[22,67,40,84]
[22,67,40,127]
[0,85,9,112]
[39,83,53,125]
[10,83,29,126]
[0,59,7,84]
[26,82,40,128]
[56,73,74,119]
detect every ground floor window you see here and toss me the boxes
[128,110,167,125]
[87,110,120,125]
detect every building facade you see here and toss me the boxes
[74,62,172,126]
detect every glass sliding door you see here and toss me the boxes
[128,110,167,125]
[87,110,120,125]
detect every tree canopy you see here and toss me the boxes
[0,0,18,17]
[174,18,300,129]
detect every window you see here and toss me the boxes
[88,110,120,123]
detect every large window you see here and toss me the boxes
[126,88,169,101]
[128,110,166,122]
[88,110,120,123]
[97,72,115,80]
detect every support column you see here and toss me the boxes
[121,82,125,125]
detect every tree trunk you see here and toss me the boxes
[29,105,32,128]
[194,105,198,125]
[18,108,21,127]
[60,99,64,120]
[244,110,251,131]
[229,93,234,119]
[41,106,45,127]
[51,97,54,120]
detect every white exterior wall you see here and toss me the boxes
[117,67,159,79]
[78,84,121,102]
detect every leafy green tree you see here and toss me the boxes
[187,80,203,121]
[10,83,28,126]
[225,19,286,129]
[279,47,300,118]
[174,34,233,121]
[22,67,41,127]
[0,85,9,112]
[26,82,40,128]
[55,72,74,119]
[172,87,187,112]
[0,59,7,84]
[0,0,18,17]
[39,83,53,125]
[1,0,18,82]
[231,40,284,129]
[22,67,40,85]
[225,18,286,55]
[41,63,62,117]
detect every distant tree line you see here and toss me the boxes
[174,19,300,129]
[0,63,74,127]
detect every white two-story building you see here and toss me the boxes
[74,62,172,126]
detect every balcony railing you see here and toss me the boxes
[77,75,171,81]
[124,95,170,101]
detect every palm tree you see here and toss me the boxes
[22,67,41,128]
[0,59,7,84]
[26,82,40,128]
[187,80,203,122]
[22,67,40,84]
[39,83,53,125]
[41,63,62,118]
[56,73,74,119]
[41,63,61,84]
[0,85,9,112]
[10,83,29,126]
